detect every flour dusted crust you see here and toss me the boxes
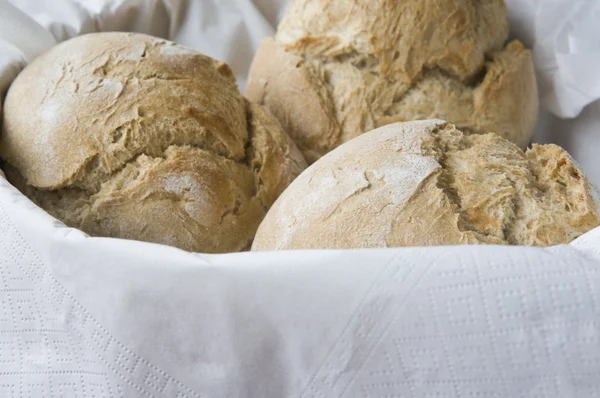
[246,0,539,163]
[252,121,600,250]
[0,32,307,253]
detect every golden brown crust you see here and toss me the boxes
[276,0,509,79]
[247,0,539,162]
[252,121,600,250]
[0,32,307,253]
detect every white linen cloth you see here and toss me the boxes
[0,0,599,396]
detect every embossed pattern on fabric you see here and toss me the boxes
[0,201,201,398]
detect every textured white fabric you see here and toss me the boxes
[505,0,600,119]
[2,174,600,397]
[1,1,600,397]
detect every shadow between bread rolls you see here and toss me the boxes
[252,120,600,251]
[0,32,307,253]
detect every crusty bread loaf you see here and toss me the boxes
[0,32,307,253]
[252,120,600,250]
[247,0,539,163]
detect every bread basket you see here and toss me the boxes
[0,0,599,396]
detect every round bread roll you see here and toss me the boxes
[252,120,600,250]
[0,32,307,253]
[247,0,539,163]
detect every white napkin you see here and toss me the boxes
[1,1,600,397]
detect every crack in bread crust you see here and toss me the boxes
[427,125,599,246]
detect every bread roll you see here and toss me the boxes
[252,120,600,250]
[0,32,307,253]
[247,0,539,163]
